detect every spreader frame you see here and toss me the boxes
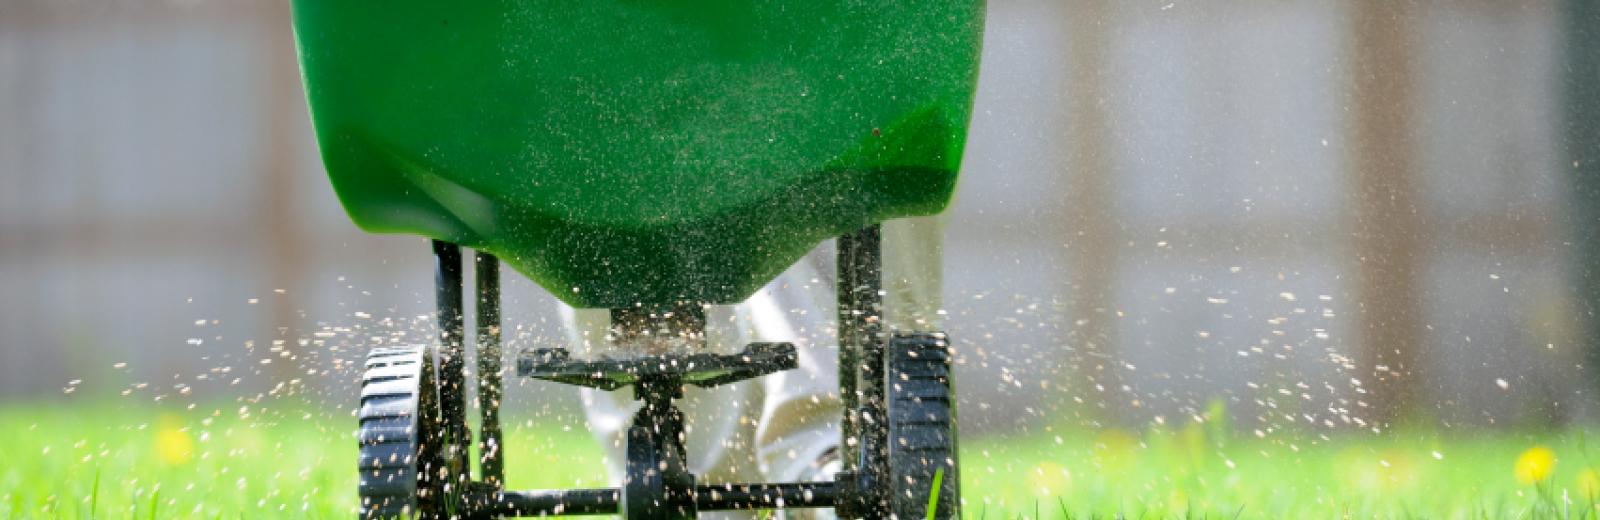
[401,225,953,519]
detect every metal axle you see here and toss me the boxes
[481,482,839,517]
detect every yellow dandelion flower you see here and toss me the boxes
[1029,461,1069,496]
[1165,489,1190,512]
[154,414,194,466]
[1091,429,1140,478]
[1514,446,1556,485]
[1578,468,1600,498]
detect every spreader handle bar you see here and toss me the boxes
[487,481,838,517]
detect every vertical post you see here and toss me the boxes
[476,251,505,488]
[1567,0,1600,392]
[432,240,473,488]
[1062,0,1119,419]
[261,0,304,386]
[1348,0,1423,428]
[836,225,883,477]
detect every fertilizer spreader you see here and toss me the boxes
[290,2,985,518]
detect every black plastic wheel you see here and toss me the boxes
[357,346,444,519]
[885,333,960,520]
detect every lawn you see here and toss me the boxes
[2,403,1598,519]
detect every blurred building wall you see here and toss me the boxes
[0,0,1584,433]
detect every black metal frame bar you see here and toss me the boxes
[482,482,836,517]
[432,240,473,490]
[837,224,883,476]
[475,251,505,488]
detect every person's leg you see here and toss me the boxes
[753,215,946,520]
[751,250,839,484]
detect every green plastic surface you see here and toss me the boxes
[291,1,985,307]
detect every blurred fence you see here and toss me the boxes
[0,0,1589,433]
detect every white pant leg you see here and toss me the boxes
[752,248,838,483]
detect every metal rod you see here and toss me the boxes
[475,251,505,488]
[837,234,859,470]
[486,482,838,517]
[491,488,620,516]
[431,240,472,487]
[696,482,838,511]
[836,225,882,476]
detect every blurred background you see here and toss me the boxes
[2,0,1599,441]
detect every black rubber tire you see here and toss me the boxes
[357,346,444,520]
[885,333,960,520]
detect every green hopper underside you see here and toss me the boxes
[291,1,986,307]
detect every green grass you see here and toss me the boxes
[0,404,606,519]
[966,422,1600,519]
[2,403,1599,519]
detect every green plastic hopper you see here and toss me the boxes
[291,1,986,308]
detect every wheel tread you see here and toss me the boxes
[355,345,438,519]
[885,333,959,520]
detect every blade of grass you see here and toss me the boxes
[88,468,99,520]
[926,467,946,520]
